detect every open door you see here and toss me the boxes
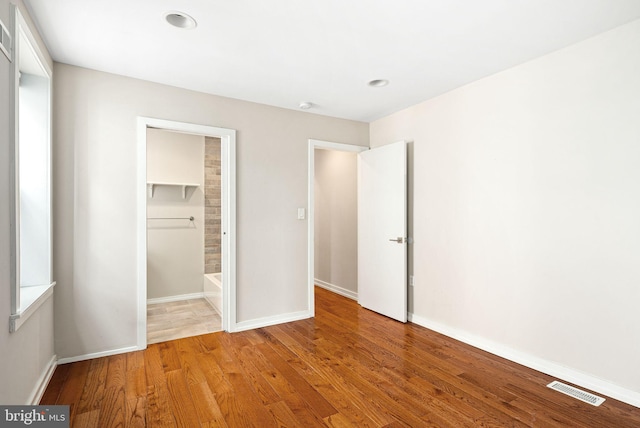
[357,141,407,322]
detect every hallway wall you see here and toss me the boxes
[314,149,358,297]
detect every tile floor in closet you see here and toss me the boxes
[147,298,222,344]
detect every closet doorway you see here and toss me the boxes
[136,118,236,349]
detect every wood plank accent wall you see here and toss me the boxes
[204,137,221,274]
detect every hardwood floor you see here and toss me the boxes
[147,298,221,344]
[42,287,640,427]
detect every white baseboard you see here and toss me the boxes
[147,292,205,305]
[28,354,57,405]
[232,310,312,333]
[315,279,357,300]
[408,312,640,408]
[57,346,139,365]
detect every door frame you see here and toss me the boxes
[137,117,237,349]
[307,139,368,316]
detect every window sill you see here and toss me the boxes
[10,282,56,333]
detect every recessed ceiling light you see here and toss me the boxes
[368,79,389,87]
[165,11,197,29]
[299,101,313,110]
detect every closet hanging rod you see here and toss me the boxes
[147,216,195,221]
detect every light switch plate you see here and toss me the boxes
[297,208,305,220]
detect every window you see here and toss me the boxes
[9,6,54,332]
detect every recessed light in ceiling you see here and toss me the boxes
[299,101,313,110]
[165,11,197,29]
[368,79,389,87]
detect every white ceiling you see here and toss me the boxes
[24,0,640,122]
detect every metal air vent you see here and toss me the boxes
[547,381,605,406]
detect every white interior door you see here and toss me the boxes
[358,141,407,322]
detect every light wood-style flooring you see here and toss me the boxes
[147,298,221,344]
[42,287,640,427]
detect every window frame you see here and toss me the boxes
[9,5,55,333]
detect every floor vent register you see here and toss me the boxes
[547,381,605,406]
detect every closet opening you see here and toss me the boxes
[136,118,236,349]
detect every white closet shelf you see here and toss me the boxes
[147,181,199,199]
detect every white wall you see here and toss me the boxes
[53,64,369,359]
[314,149,358,296]
[370,19,640,404]
[147,129,205,300]
[0,0,55,404]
